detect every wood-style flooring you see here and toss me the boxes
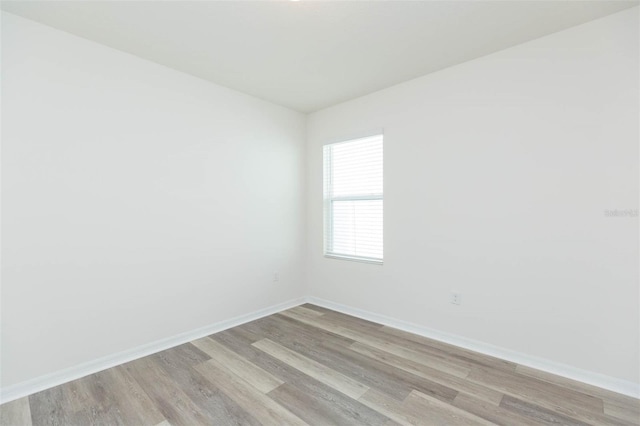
[1,304,639,425]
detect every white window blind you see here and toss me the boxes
[323,134,383,263]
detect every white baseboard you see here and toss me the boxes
[3,295,638,404]
[306,296,640,399]
[0,297,306,404]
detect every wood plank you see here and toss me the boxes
[0,397,32,426]
[279,310,470,378]
[249,313,356,349]
[404,390,494,425]
[210,329,326,387]
[499,394,590,426]
[248,314,459,403]
[268,382,390,426]
[85,365,168,425]
[111,365,169,425]
[320,311,512,374]
[252,338,370,399]
[380,326,517,372]
[48,366,159,426]
[194,358,307,425]
[467,366,631,425]
[320,310,386,334]
[516,365,636,402]
[603,398,640,425]
[154,342,210,366]
[68,374,119,425]
[452,393,542,426]
[123,355,210,426]
[286,305,326,319]
[191,336,284,394]
[307,313,472,378]
[240,316,413,400]
[358,389,427,426]
[468,365,603,411]
[516,364,640,424]
[59,378,96,416]
[313,311,514,374]
[350,341,503,405]
[29,382,92,426]
[212,329,391,425]
[321,336,460,404]
[151,344,262,426]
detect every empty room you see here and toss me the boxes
[1,1,639,425]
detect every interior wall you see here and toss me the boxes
[306,8,639,384]
[2,5,639,394]
[1,12,306,388]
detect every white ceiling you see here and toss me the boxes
[2,1,637,113]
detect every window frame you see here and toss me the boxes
[323,134,383,265]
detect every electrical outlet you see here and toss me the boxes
[450,291,461,305]
[273,272,279,282]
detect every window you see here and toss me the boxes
[323,134,383,263]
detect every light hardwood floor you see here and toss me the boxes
[1,304,639,425]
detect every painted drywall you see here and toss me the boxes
[2,4,639,397]
[1,12,306,388]
[306,7,639,385]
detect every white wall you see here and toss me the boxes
[306,8,639,385]
[1,12,306,388]
[2,5,638,396]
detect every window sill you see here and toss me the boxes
[324,254,383,265]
